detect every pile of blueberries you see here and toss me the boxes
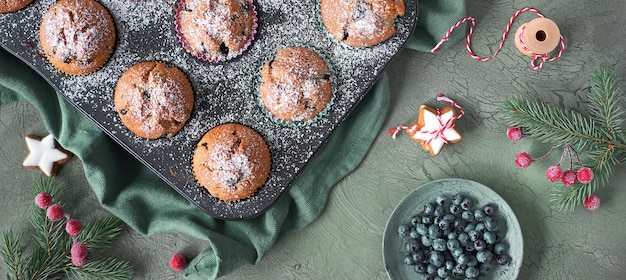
[397,193,511,279]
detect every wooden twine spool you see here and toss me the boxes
[514,17,561,56]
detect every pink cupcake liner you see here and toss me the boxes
[174,0,258,62]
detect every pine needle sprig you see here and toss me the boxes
[27,207,71,280]
[25,178,71,280]
[1,229,27,280]
[30,205,70,258]
[31,177,58,198]
[501,67,626,211]
[0,178,133,279]
[78,216,124,251]
[587,67,625,139]
[67,258,133,280]
[26,246,66,280]
[501,97,618,152]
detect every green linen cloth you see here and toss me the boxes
[0,1,465,278]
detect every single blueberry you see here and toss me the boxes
[398,224,410,237]
[423,203,435,215]
[494,243,507,255]
[465,266,479,278]
[474,209,486,222]
[434,205,445,217]
[476,250,493,263]
[435,195,447,206]
[411,215,421,226]
[414,263,427,274]
[405,238,420,253]
[461,198,473,210]
[449,204,461,215]
[452,193,463,205]
[496,254,511,265]
[483,204,496,215]
[403,255,413,265]
[461,210,474,222]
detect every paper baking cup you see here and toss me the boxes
[175,0,257,63]
[255,44,336,127]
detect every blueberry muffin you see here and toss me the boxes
[114,61,194,139]
[39,0,116,75]
[192,123,271,202]
[321,0,405,47]
[259,46,332,123]
[175,0,257,62]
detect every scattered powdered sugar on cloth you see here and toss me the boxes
[0,0,417,219]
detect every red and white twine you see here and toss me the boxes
[430,7,565,70]
[387,94,464,143]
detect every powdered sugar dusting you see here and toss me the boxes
[351,4,377,37]
[42,6,105,60]
[259,46,332,122]
[176,0,257,61]
[0,0,418,219]
[209,142,252,191]
[115,62,192,138]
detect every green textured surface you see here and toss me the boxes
[2,1,626,280]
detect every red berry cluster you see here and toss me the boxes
[507,126,600,210]
[35,192,88,266]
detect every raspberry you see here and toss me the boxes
[71,243,88,267]
[583,195,600,210]
[514,152,533,168]
[65,219,83,236]
[46,204,65,221]
[35,192,52,209]
[576,167,594,184]
[169,253,187,271]
[560,170,577,187]
[545,165,562,182]
[506,126,524,142]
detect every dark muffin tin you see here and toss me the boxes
[0,0,418,220]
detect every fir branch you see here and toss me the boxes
[1,178,134,279]
[67,258,133,280]
[78,216,124,251]
[30,177,67,252]
[501,96,615,151]
[501,67,626,211]
[32,177,56,197]
[1,230,27,280]
[30,206,70,257]
[26,247,66,280]
[587,67,625,139]
[28,203,71,280]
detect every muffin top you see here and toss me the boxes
[259,46,332,123]
[320,0,405,47]
[39,0,116,75]
[114,61,194,139]
[192,123,271,202]
[0,0,33,13]
[176,0,257,62]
